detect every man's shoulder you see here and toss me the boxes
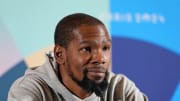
[108,72,129,81]
[8,70,50,101]
[10,70,46,90]
[108,72,135,87]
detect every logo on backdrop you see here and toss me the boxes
[99,12,165,24]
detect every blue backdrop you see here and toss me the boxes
[110,0,180,101]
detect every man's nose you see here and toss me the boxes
[91,50,106,65]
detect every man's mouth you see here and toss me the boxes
[86,68,106,79]
[88,68,106,73]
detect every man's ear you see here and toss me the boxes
[54,44,66,65]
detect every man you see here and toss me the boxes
[8,13,148,101]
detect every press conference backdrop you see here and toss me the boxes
[0,0,180,101]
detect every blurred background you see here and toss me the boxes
[0,0,180,101]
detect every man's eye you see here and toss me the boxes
[103,46,111,51]
[80,47,91,53]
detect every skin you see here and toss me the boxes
[54,24,112,99]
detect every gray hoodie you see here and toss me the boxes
[8,53,148,101]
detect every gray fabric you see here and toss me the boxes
[8,53,148,101]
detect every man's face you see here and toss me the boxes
[63,24,111,92]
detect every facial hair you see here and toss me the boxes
[70,68,109,97]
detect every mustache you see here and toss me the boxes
[83,66,106,73]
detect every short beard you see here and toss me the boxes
[70,68,109,97]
